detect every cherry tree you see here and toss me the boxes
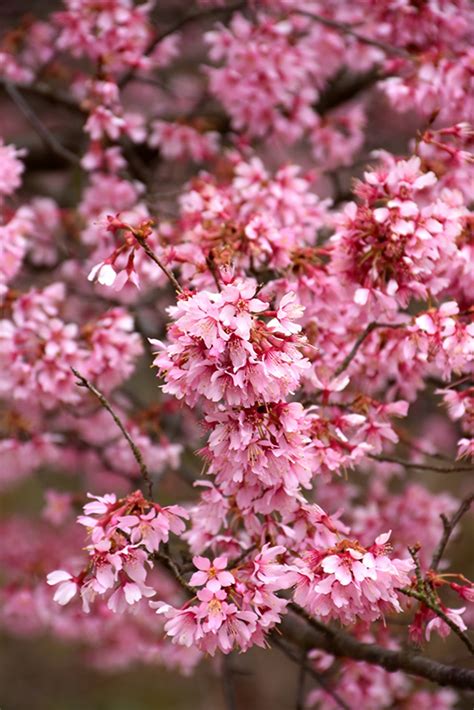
[0,0,473,707]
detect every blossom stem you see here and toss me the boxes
[370,454,473,474]
[335,322,404,376]
[431,494,474,571]
[71,368,154,499]
[133,234,183,294]
[399,587,474,655]
[293,11,411,58]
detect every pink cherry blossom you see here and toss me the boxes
[189,556,235,591]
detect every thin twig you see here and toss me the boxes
[229,543,258,568]
[119,1,246,89]
[0,77,81,112]
[370,454,473,474]
[431,494,474,571]
[294,11,411,58]
[206,253,223,292]
[400,587,474,656]
[154,550,195,593]
[397,429,452,462]
[133,234,183,293]
[71,368,154,498]
[334,322,404,377]
[4,81,81,166]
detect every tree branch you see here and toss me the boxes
[144,547,474,691]
[370,454,473,474]
[316,68,387,115]
[71,368,154,499]
[154,549,195,593]
[431,494,474,571]
[0,77,81,112]
[335,322,404,377]
[400,587,474,656]
[282,607,474,690]
[4,81,81,166]
[133,233,183,294]
[119,1,246,89]
[293,11,411,58]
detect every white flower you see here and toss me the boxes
[47,570,78,605]
[87,261,117,286]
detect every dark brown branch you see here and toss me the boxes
[370,454,473,474]
[294,11,411,58]
[133,234,183,294]
[282,607,474,690]
[431,494,474,571]
[0,77,81,112]
[4,81,81,166]
[316,68,387,115]
[154,549,195,593]
[206,253,223,293]
[119,1,246,89]
[71,368,154,498]
[334,322,404,377]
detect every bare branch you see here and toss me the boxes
[133,233,183,294]
[293,11,411,58]
[154,549,195,593]
[316,68,387,115]
[431,494,474,571]
[119,1,247,89]
[0,77,81,112]
[370,454,473,475]
[71,368,154,499]
[4,81,81,166]
[335,322,404,377]
[206,253,223,293]
[283,607,474,690]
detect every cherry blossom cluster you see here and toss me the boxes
[152,279,309,407]
[156,546,296,655]
[54,0,161,76]
[331,156,467,312]
[174,155,329,279]
[0,283,142,405]
[48,490,188,613]
[293,532,413,624]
